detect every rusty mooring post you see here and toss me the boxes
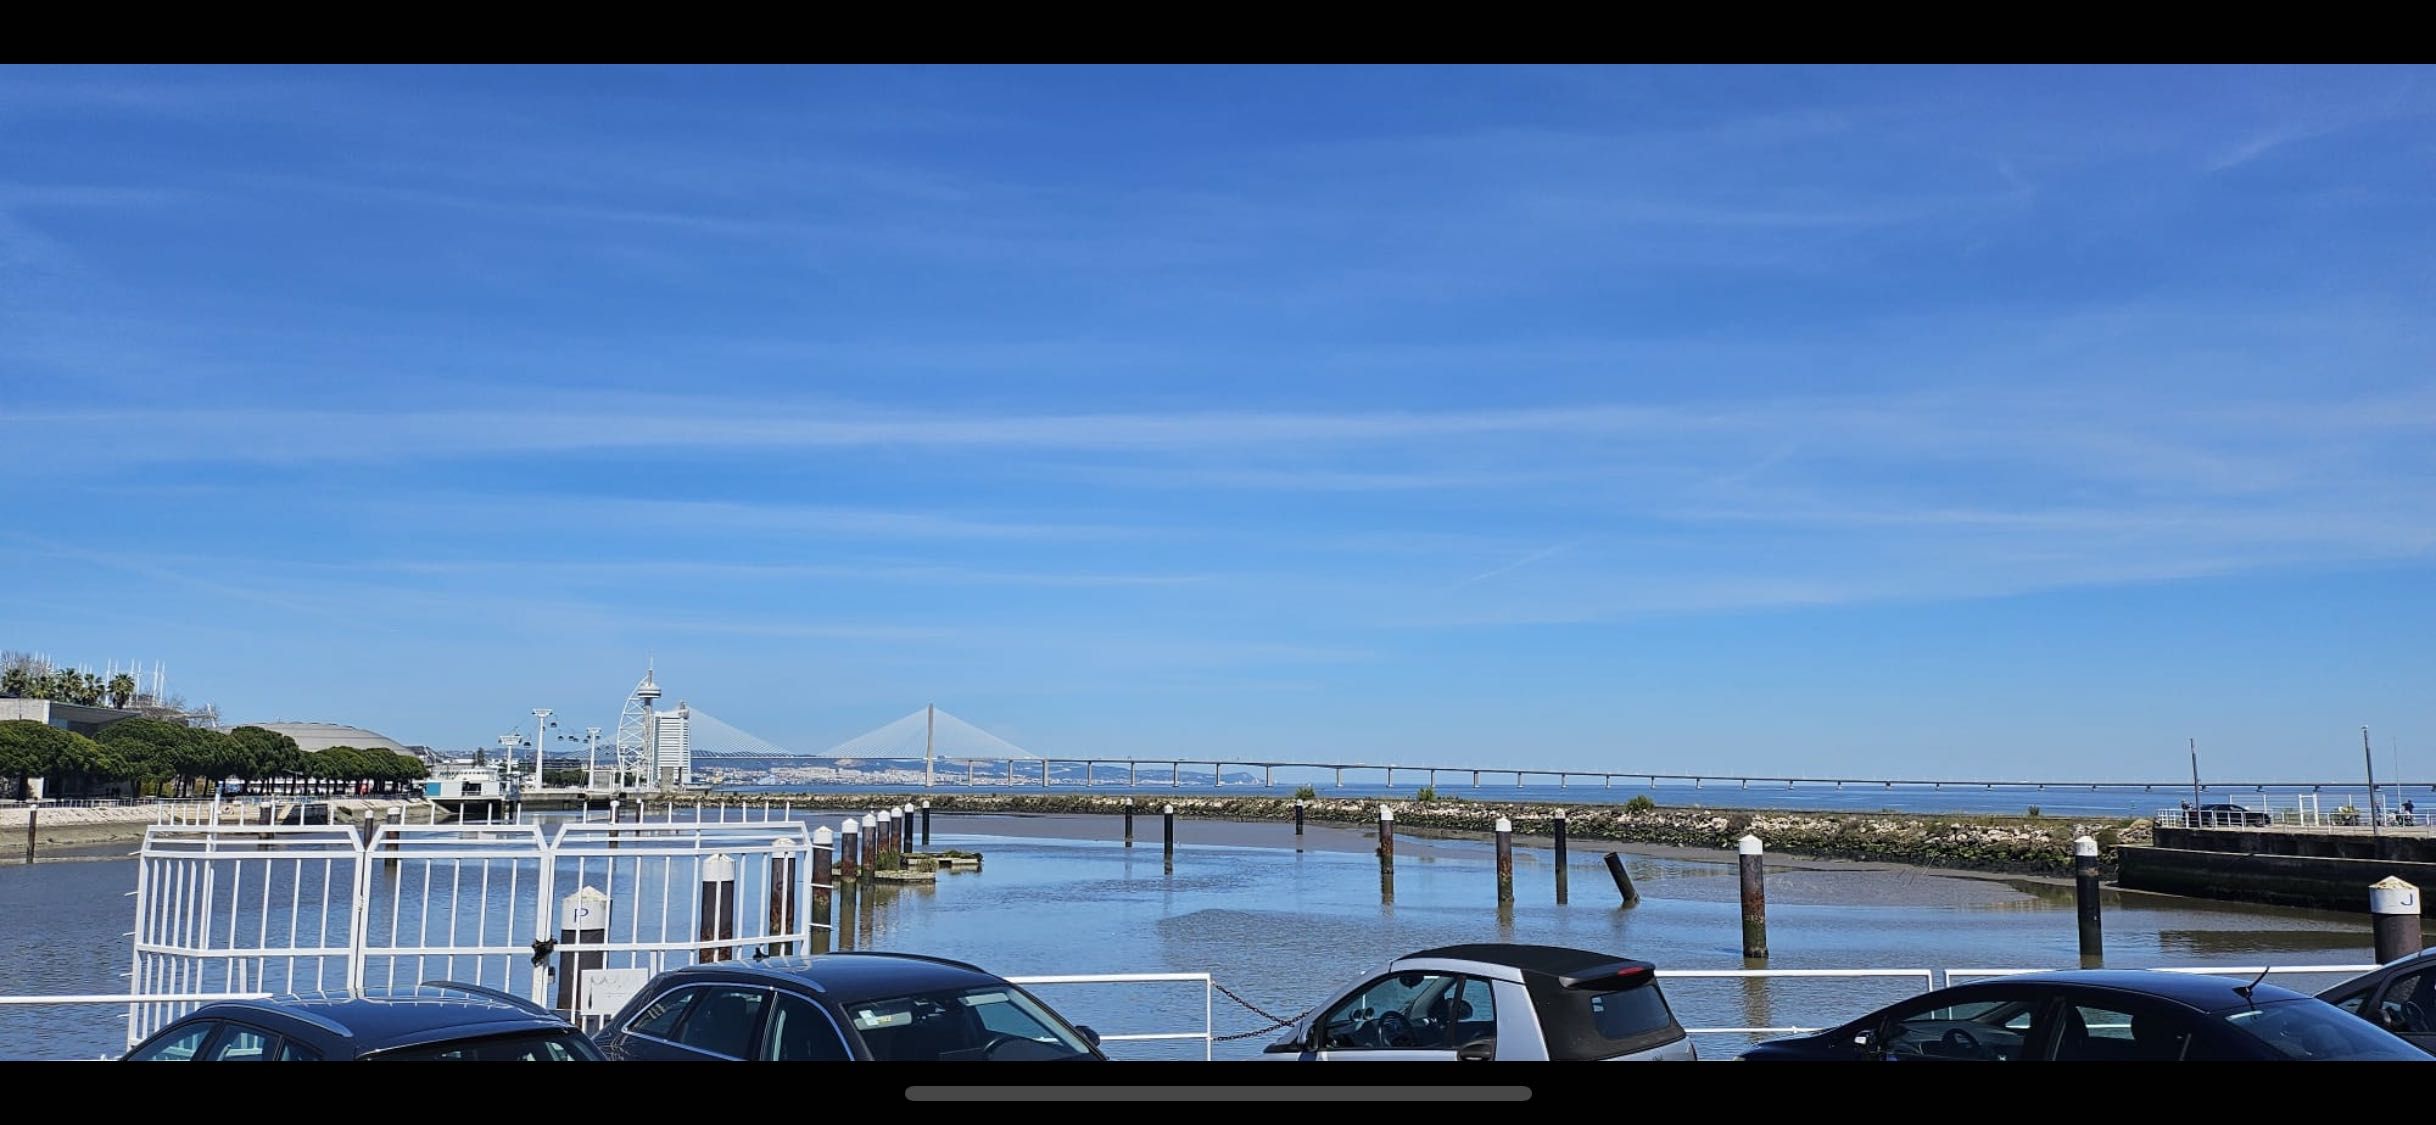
[22,806,34,865]
[1604,851,1639,906]
[1494,817,1514,907]
[1294,800,1305,842]
[1738,835,1768,959]
[1378,805,1396,903]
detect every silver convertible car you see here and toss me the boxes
[1260,943,1696,1061]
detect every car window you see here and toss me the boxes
[2054,1002,2190,1061]
[277,1040,322,1061]
[626,988,698,1040]
[2221,999,2433,1061]
[763,992,851,1061]
[1587,984,1668,1041]
[2374,971,2432,1034]
[370,1031,601,1061]
[1878,993,2044,1061]
[848,986,1095,1062]
[205,1026,275,1062]
[127,1022,218,1062]
[1317,972,1465,1051]
[2326,990,2368,1015]
[672,987,768,1059]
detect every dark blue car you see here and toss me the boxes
[122,982,605,1061]
[1739,970,2431,1062]
[594,952,1106,1062]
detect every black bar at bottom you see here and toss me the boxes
[907,1087,1532,1103]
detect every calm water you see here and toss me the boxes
[0,810,2396,1061]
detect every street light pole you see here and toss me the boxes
[2364,726,2381,844]
[531,708,553,790]
[2189,737,2202,823]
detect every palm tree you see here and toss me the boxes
[107,673,136,709]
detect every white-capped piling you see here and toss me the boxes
[2074,835,2104,963]
[698,854,737,964]
[1494,817,1515,906]
[2372,877,2423,963]
[810,826,834,954]
[1739,835,1768,959]
[556,886,609,1015]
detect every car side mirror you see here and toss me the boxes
[1075,1025,1101,1048]
[1263,1032,1307,1055]
[1456,1038,1495,1062]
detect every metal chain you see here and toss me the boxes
[1209,979,1308,1042]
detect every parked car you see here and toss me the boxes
[593,952,1106,1061]
[122,981,604,1061]
[2188,804,2273,828]
[2318,949,2436,1055]
[1260,943,1695,1061]
[1739,970,2431,1062]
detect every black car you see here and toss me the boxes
[2319,949,2436,1055]
[1739,970,2431,1062]
[122,982,605,1061]
[2188,804,2273,828]
[594,952,1107,1062]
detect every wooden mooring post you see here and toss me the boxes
[1378,805,1395,903]
[1293,800,1305,842]
[810,827,834,955]
[698,854,737,963]
[1124,797,1134,848]
[920,799,931,847]
[1738,835,1768,959]
[836,819,860,951]
[1162,804,1175,873]
[1604,852,1640,906]
[2372,877,2423,963]
[2074,835,2104,964]
[22,807,33,865]
[1553,809,1569,904]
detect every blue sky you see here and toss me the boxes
[3,65,2432,781]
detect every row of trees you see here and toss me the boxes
[0,665,136,708]
[0,719,430,800]
[1,651,219,725]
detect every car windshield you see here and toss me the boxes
[845,986,1095,1061]
[2220,999,2431,1061]
[368,1029,604,1061]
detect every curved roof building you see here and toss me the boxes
[241,722,414,755]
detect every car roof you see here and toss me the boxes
[1954,970,2315,1012]
[2321,948,2436,995]
[1399,943,1654,982]
[651,952,1007,1005]
[187,986,574,1053]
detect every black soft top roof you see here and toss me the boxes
[1402,944,1654,982]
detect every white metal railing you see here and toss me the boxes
[1941,965,2380,985]
[122,810,839,1046]
[1666,968,1939,1036]
[1008,972,1216,1060]
[2160,801,2429,832]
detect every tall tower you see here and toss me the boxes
[655,702,692,787]
[613,665,662,788]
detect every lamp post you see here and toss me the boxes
[2364,726,2381,844]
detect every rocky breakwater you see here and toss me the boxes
[747,792,2150,876]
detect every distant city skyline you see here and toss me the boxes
[3,65,2431,778]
